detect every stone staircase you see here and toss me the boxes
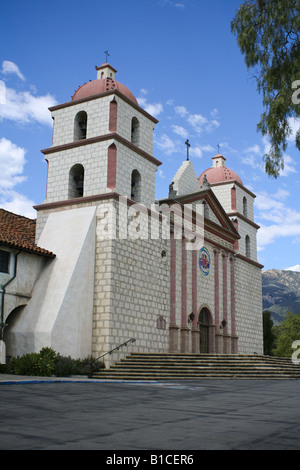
[93,353,300,380]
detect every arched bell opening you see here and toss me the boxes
[74,111,87,141]
[69,164,85,199]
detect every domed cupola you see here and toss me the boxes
[198,154,243,186]
[71,63,138,106]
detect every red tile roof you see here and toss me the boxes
[0,209,55,258]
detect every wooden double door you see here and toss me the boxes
[199,308,210,353]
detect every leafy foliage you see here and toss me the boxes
[6,348,104,377]
[231,0,300,177]
[272,311,300,357]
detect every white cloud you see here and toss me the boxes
[154,133,177,155]
[280,154,297,177]
[189,144,215,159]
[157,168,165,179]
[0,85,56,126]
[159,0,186,8]
[0,137,27,188]
[210,108,219,118]
[0,60,57,126]
[137,96,163,117]
[171,125,188,139]
[1,60,25,81]
[166,99,174,106]
[284,265,300,272]
[175,105,220,134]
[0,190,36,219]
[174,106,188,117]
[200,144,215,153]
[256,189,300,251]
[0,137,36,218]
[257,222,300,251]
[190,146,203,158]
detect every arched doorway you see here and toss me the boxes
[3,305,26,361]
[199,308,210,353]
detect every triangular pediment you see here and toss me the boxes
[157,187,239,241]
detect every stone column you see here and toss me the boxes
[222,251,231,353]
[214,248,222,354]
[191,247,200,353]
[230,255,238,353]
[180,237,189,353]
[169,231,179,352]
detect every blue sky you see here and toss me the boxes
[0,0,299,272]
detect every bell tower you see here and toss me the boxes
[38,64,161,214]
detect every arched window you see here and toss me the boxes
[243,196,248,217]
[131,169,141,202]
[69,164,84,198]
[245,235,250,258]
[74,111,87,141]
[131,117,140,146]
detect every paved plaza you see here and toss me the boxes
[0,375,300,451]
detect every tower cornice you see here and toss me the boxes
[41,132,162,166]
[49,89,159,124]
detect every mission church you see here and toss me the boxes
[0,63,263,365]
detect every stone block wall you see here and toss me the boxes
[92,198,170,365]
[51,96,112,146]
[235,257,263,354]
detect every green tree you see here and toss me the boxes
[263,310,275,355]
[231,0,300,177]
[273,311,300,357]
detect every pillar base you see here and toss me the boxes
[169,324,180,353]
[180,326,190,353]
[191,328,200,353]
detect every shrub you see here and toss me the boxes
[38,347,57,376]
[6,348,105,377]
[54,355,79,377]
[9,352,41,376]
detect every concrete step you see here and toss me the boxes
[92,353,300,380]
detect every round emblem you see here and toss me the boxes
[199,247,211,276]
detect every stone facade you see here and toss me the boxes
[1,63,264,363]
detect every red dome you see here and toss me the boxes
[198,155,243,186]
[71,78,138,105]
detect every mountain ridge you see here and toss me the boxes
[262,269,300,324]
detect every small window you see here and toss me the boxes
[131,170,141,202]
[243,196,248,217]
[245,235,250,258]
[131,117,140,146]
[0,250,10,274]
[74,111,87,141]
[157,316,166,330]
[69,164,84,198]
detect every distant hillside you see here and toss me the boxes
[262,269,300,324]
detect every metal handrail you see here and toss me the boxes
[96,338,136,362]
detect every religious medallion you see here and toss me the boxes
[199,247,211,276]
